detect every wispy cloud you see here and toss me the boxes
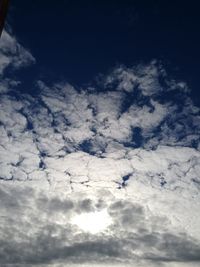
[0,30,35,74]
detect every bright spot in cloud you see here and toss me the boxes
[71,209,113,234]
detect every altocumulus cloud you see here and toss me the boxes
[0,29,200,267]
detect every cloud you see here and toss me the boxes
[0,29,35,94]
[0,30,200,266]
[0,30,35,74]
[0,186,200,266]
[99,60,189,96]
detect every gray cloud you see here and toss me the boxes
[0,186,200,265]
[144,233,200,262]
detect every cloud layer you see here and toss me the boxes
[1,185,200,266]
[0,30,200,266]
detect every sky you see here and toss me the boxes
[7,0,200,102]
[0,1,200,267]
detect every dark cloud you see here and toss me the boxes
[0,186,34,211]
[144,232,200,262]
[36,194,74,214]
[76,198,95,212]
[108,200,145,228]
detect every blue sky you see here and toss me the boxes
[8,0,200,104]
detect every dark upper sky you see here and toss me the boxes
[6,0,200,104]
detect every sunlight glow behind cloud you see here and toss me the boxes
[71,209,113,234]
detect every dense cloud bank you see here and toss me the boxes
[0,30,200,266]
[1,185,200,266]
